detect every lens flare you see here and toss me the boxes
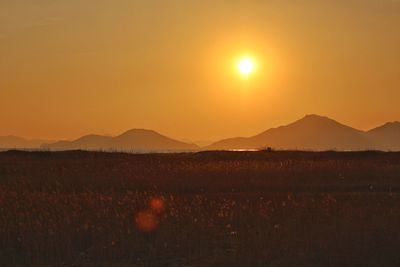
[149,197,165,214]
[135,210,159,232]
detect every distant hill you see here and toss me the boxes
[42,129,198,152]
[0,136,50,149]
[2,116,400,151]
[367,122,400,151]
[207,115,400,151]
[43,134,112,151]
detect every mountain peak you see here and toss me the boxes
[383,121,400,127]
[301,114,336,122]
[210,114,366,151]
[76,134,110,141]
[42,128,198,151]
[369,121,400,133]
[118,129,160,138]
[304,114,327,119]
[290,114,354,130]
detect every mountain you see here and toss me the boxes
[43,134,113,150]
[42,129,198,152]
[367,122,400,151]
[3,116,400,152]
[0,136,50,149]
[207,115,376,151]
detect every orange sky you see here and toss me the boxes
[1,1,399,142]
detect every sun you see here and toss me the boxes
[237,57,255,77]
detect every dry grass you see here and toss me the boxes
[1,150,400,266]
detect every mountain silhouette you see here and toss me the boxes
[367,121,400,151]
[2,116,400,151]
[43,134,112,150]
[42,129,198,152]
[0,136,50,149]
[207,114,398,151]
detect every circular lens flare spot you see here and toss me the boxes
[149,197,165,214]
[135,210,159,232]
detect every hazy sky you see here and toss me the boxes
[1,0,399,141]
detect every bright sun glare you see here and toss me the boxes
[237,57,255,77]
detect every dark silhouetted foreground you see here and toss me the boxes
[1,150,400,266]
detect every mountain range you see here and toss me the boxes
[41,129,198,152]
[1,115,400,151]
[0,136,51,149]
[206,114,400,151]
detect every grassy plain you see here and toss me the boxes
[1,150,400,266]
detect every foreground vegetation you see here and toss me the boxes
[1,150,400,266]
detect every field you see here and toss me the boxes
[1,150,400,266]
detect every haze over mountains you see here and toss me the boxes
[0,136,51,149]
[1,115,400,151]
[207,115,400,151]
[41,129,198,152]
